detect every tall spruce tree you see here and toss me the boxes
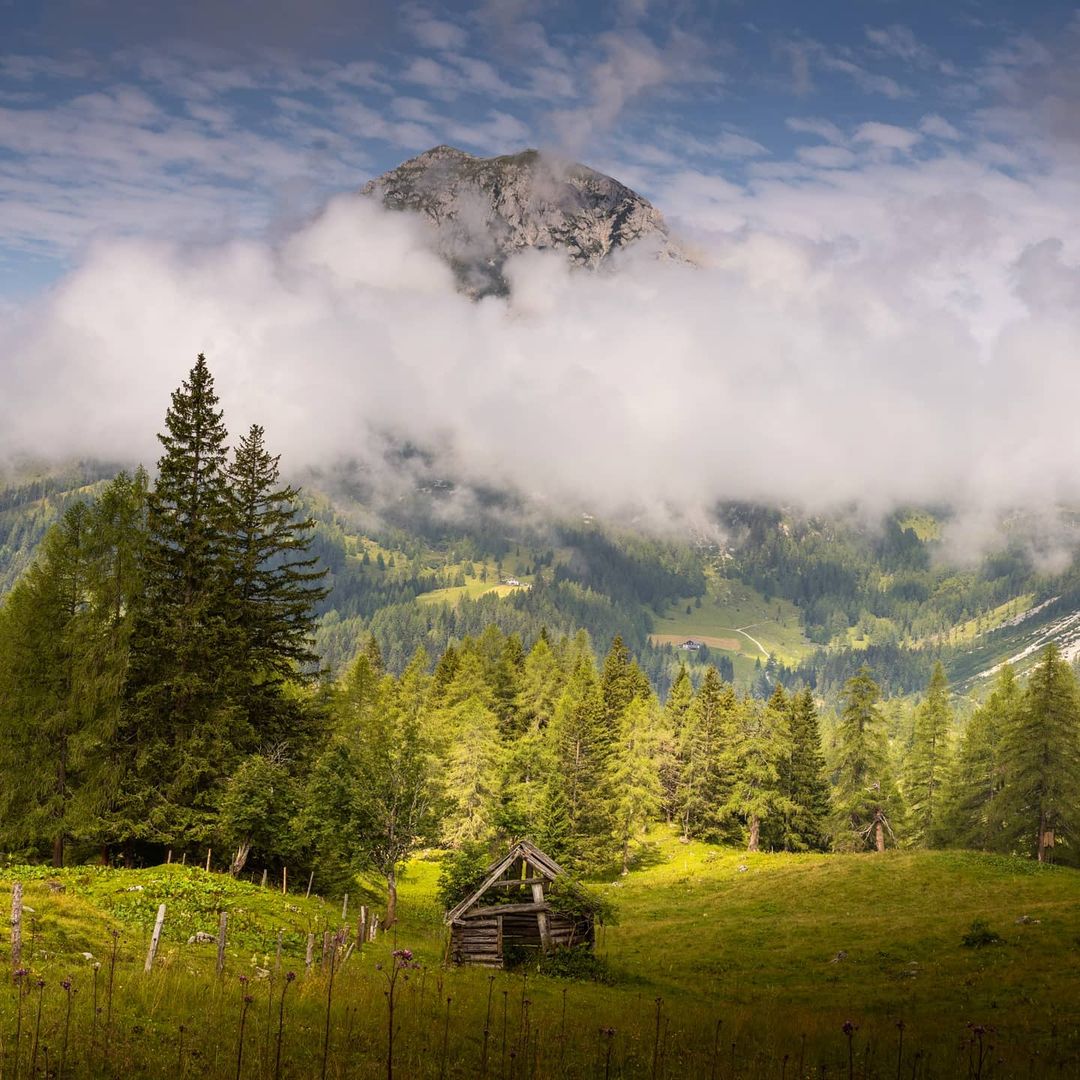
[781,687,831,851]
[998,645,1080,862]
[941,664,1017,851]
[832,666,901,851]
[723,694,794,851]
[228,423,327,680]
[905,662,952,847]
[118,355,245,846]
[658,665,693,823]
[678,667,738,843]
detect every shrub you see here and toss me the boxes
[962,919,1004,948]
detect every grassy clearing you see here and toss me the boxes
[651,578,812,665]
[1,833,1078,1075]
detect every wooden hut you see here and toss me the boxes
[445,840,595,967]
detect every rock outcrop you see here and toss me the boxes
[361,145,678,296]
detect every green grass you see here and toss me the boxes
[650,578,813,665]
[2,834,1079,1075]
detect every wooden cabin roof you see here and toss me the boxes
[445,840,565,924]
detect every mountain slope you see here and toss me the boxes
[361,145,677,295]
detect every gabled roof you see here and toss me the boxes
[445,840,565,924]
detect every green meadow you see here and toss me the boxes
[3,829,1078,1076]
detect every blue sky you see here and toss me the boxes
[2,0,1078,296]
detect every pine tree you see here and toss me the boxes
[118,355,245,846]
[601,635,648,729]
[723,695,794,852]
[781,688,831,851]
[998,645,1080,862]
[832,666,901,851]
[905,662,952,847]
[228,423,327,682]
[658,665,693,822]
[678,667,738,843]
[941,665,1017,851]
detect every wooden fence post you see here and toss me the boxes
[261,869,268,889]
[11,883,22,971]
[216,912,227,976]
[321,931,331,971]
[282,867,287,895]
[205,848,212,873]
[144,904,166,972]
[358,905,367,949]
[341,893,348,921]
[305,932,314,974]
[166,850,172,865]
[305,871,314,900]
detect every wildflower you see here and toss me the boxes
[61,979,72,992]
[244,994,254,1004]
[285,971,296,983]
[842,1020,857,1037]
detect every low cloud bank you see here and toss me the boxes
[3,163,1080,554]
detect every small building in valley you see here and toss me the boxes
[445,840,596,967]
[679,639,703,651]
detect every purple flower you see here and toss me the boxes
[61,979,72,992]
[285,971,296,983]
[842,1020,857,1037]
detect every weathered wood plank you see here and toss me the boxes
[460,901,549,918]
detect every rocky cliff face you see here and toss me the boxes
[361,145,677,296]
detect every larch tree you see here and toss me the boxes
[609,696,664,873]
[541,656,613,868]
[306,654,435,925]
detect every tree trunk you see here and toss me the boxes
[1037,810,1048,863]
[385,868,398,928]
[230,839,252,877]
[874,812,885,853]
[747,814,761,853]
[52,833,64,869]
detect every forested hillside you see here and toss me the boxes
[4,356,1080,883]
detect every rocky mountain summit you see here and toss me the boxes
[361,145,678,296]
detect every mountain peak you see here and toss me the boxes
[361,146,676,296]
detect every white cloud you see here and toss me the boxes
[920,113,962,141]
[853,121,921,153]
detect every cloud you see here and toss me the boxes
[5,137,1080,548]
[853,121,921,153]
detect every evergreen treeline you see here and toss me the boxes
[3,356,1080,916]
[0,357,327,867]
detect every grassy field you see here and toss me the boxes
[649,578,813,666]
[1,832,1078,1075]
